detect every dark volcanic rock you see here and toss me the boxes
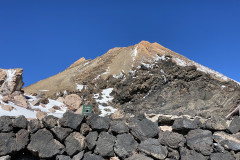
[56,155,71,160]
[83,152,104,160]
[0,133,16,156]
[210,152,235,160]
[51,126,73,142]
[114,133,138,158]
[138,138,168,160]
[13,116,27,129]
[87,115,110,131]
[126,154,153,160]
[213,131,240,151]
[167,148,180,160]
[228,116,240,134]
[64,132,85,156]
[59,112,84,130]
[72,151,84,160]
[158,115,175,125]
[94,132,116,157]
[110,121,129,134]
[186,129,213,156]
[86,131,98,150]
[180,147,207,160]
[128,118,159,141]
[172,118,199,133]
[204,115,228,131]
[158,130,186,149]
[0,116,13,132]
[27,119,42,133]
[15,129,29,151]
[27,129,65,158]
[42,115,58,129]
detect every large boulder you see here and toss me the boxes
[128,118,159,141]
[126,154,153,160]
[51,126,73,142]
[64,94,82,111]
[172,117,199,133]
[27,119,42,133]
[227,116,240,134]
[27,129,65,158]
[0,69,24,96]
[110,121,129,134]
[180,147,207,160]
[15,129,29,152]
[83,152,104,160]
[94,132,116,157]
[42,115,58,129]
[87,115,110,131]
[59,112,84,130]
[114,133,138,158]
[158,130,186,149]
[13,116,27,129]
[12,94,29,108]
[64,132,85,156]
[138,138,168,160]
[213,131,240,151]
[86,131,98,150]
[0,116,13,132]
[204,115,229,131]
[210,152,235,160]
[186,129,213,156]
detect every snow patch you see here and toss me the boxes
[93,88,117,117]
[5,70,16,82]
[76,84,87,91]
[113,72,124,79]
[173,57,186,67]
[94,67,110,80]
[131,46,138,61]
[39,90,49,92]
[155,55,166,61]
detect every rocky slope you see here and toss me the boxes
[22,41,240,118]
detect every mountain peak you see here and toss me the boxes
[67,57,86,69]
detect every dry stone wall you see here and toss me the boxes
[0,112,239,160]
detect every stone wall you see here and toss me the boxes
[0,112,239,160]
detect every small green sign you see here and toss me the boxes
[82,105,93,115]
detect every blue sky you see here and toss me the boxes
[0,1,240,86]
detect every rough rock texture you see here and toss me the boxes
[110,121,129,134]
[87,115,110,131]
[59,112,84,130]
[86,131,98,150]
[56,155,71,160]
[0,133,16,156]
[210,152,235,160]
[83,152,104,160]
[94,132,116,157]
[204,115,229,131]
[13,116,27,129]
[172,118,199,133]
[158,130,186,149]
[213,131,240,151]
[186,129,213,155]
[64,132,85,156]
[27,129,65,158]
[227,116,240,134]
[126,154,153,160]
[128,118,159,141]
[114,133,138,158]
[180,147,207,160]
[0,69,24,96]
[72,151,84,160]
[138,138,168,159]
[42,115,58,129]
[64,94,82,111]
[15,129,29,151]
[51,126,73,142]
[0,116,13,132]
[27,119,42,133]
[12,94,29,108]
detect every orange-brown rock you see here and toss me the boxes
[12,94,29,108]
[1,104,14,111]
[36,111,47,120]
[64,94,82,111]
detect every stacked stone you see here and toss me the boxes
[0,112,239,160]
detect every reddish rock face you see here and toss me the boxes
[0,68,24,96]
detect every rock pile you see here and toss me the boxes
[0,112,239,160]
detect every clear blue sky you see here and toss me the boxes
[0,1,240,86]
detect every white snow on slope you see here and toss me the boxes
[94,67,110,80]
[5,70,16,82]
[132,46,138,61]
[113,72,124,79]
[93,88,117,117]
[76,84,86,91]
[0,95,67,119]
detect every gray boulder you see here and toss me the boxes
[0,133,16,156]
[158,130,186,149]
[186,129,213,156]
[0,116,13,132]
[64,132,85,156]
[167,148,180,160]
[72,151,84,160]
[86,131,98,150]
[180,147,207,160]
[27,119,42,133]
[228,116,240,134]
[210,152,235,160]
[87,115,110,131]
[27,129,65,158]
[83,152,104,160]
[0,155,11,160]
[59,112,84,130]
[13,116,27,129]
[172,118,199,133]
[15,129,29,151]
[42,115,58,129]
[213,131,240,151]
[128,118,159,141]
[204,115,228,131]
[56,155,71,160]
[126,154,153,160]
[110,121,129,134]
[138,138,168,160]
[114,133,138,158]
[94,132,116,157]
[51,126,73,142]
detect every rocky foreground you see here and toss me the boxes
[0,111,240,160]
